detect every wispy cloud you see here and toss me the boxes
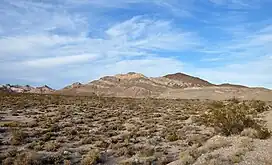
[208,0,264,9]
[203,24,272,60]
[22,54,98,68]
[0,0,271,88]
[0,0,200,87]
[106,16,200,51]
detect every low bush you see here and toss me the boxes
[81,150,101,165]
[199,101,271,138]
[44,141,60,152]
[166,132,179,142]
[11,129,27,145]
[250,100,268,113]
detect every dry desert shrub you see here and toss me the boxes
[166,132,179,142]
[138,147,155,157]
[81,150,101,165]
[13,151,63,165]
[2,151,62,165]
[27,141,44,151]
[198,100,271,139]
[1,92,271,165]
[12,152,40,165]
[1,121,20,127]
[44,141,60,152]
[10,129,27,145]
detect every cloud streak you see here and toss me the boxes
[22,54,98,68]
[0,0,272,88]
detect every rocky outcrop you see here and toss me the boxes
[115,72,146,80]
[63,82,82,89]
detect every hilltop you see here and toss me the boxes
[55,72,272,100]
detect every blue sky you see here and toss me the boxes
[0,0,272,89]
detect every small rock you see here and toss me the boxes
[106,149,113,153]
[63,150,71,155]
[134,158,139,163]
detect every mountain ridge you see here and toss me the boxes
[0,84,54,94]
[2,72,271,100]
[55,72,271,99]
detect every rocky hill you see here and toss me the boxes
[55,72,272,100]
[0,84,54,94]
[57,72,168,97]
[163,73,213,87]
[55,72,233,98]
[3,72,271,100]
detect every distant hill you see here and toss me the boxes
[217,83,248,88]
[163,73,214,87]
[55,72,257,98]
[3,72,272,100]
[56,72,165,97]
[0,84,54,94]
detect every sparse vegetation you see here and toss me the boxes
[81,150,101,165]
[198,100,271,138]
[0,92,271,164]
[166,132,179,141]
[44,141,60,152]
[250,100,268,113]
[10,129,27,145]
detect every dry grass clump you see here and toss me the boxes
[81,137,94,145]
[0,121,20,127]
[44,141,60,152]
[250,100,268,113]
[81,150,101,165]
[2,151,63,165]
[138,147,155,157]
[166,132,179,142]
[179,144,202,165]
[11,152,40,165]
[179,152,195,165]
[10,129,27,145]
[27,141,44,151]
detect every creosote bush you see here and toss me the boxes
[199,100,271,139]
[15,151,63,165]
[250,100,268,113]
[11,129,27,145]
[166,132,179,142]
[81,150,101,165]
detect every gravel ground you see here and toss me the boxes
[239,110,272,165]
[238,138,272,165]
[168,109,272,165]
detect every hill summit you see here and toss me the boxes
[164,73,213,87]
[56,72,216,97]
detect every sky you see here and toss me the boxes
[0,0,272,89]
